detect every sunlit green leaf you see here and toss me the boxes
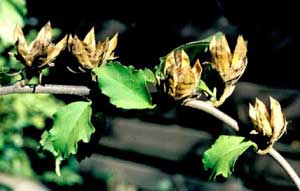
[143,68,156,84]
[40,101,95,175]
[94,61,154,109]
[202,135,257,180]
[198,79,217,100]
[174,32,223,54]
[0,0,27,47]
[154,57,165,80]
[160,32,223,63]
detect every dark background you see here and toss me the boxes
[26,0,300,89]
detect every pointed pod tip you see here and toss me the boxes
[269,96,276,103]
[85,27,95,39]
[14,23,22,29]
[249,103,257,120]
[89,27,95,33]
[176,49,190,67]
[67,34,73,41]
[44,21,52,30]
[111,33,118,42]
[237,35,247,42]
[73,35,79,40]
[255,97,267,108]
[238,34,244,40]
[249,102,254,109]
[236,35,248,50]
[110,33,118,45]
[192,59,202,79]
[220,34,227,41]
[255,97,262,104]
[59,34,68,43]
[83,27,96,49]
[113,32,119,38]
[209,36,217,49]
[13,23,24,43]
[270,96,282,112]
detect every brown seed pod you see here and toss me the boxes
[249,97,288,154]
[67,27,118,72]
[12,21,67,70]
[208,35,248,107]
[162,49,202,100]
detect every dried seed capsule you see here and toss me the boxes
[248,97,287,154]
[161,49,202,100]
[12,21,67,69]
[67,27,118,72]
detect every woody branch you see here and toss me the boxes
[0,84,90,96]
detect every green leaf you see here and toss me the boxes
[202,135,257,180]
[40,101,95,174]
[143,68,156,84]
[40,132,57,156]
[160,32,223,64]
[198,79,217,101]
[0,0,27,47]
[174,32,223,54]
[154,57,166,80]
[155,32,223,78]
[94,61,154,109]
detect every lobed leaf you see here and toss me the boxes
[94,61,154,109]
[40,101,95,175]
[202,135,257,180]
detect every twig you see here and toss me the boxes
[269,148,300,190]
[183,99,300,190]
[0,84,90,96]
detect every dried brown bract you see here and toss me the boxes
[209,35,247,85]
[12,21,67,70]
[249,97,287,154]
[160,49,202,100]
[209,35,247,107]
[67,27,118,72]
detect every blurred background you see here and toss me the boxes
[1,0,300,190]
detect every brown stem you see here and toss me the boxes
[269,148,300,190]
[0,84,90,96]
[183,99,300,190]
